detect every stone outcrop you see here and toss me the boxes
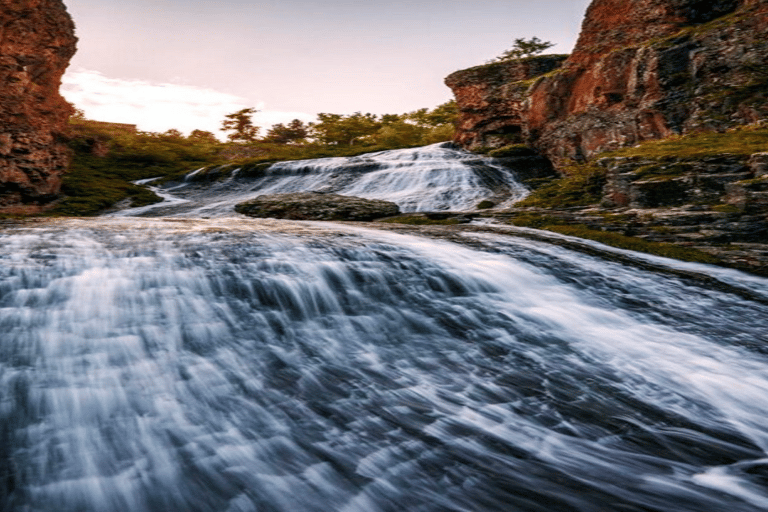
[0,0,77,212]
[600,154,762,209]
[444,56,567,150]
[446,0,768,164]
[235,192,401,221]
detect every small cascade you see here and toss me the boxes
[115,143,528,218]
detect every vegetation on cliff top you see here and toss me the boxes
[489,37,555,62]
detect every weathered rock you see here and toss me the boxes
[445,55,567,150]
[600,155,757,208]
[749,152,768,177]
[446,0,768,165]
[235,192,401,221]
[0,0,77,212]
[498,204,768,274]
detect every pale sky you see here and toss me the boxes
[61,0,592,137]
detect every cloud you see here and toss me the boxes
[61,68,314,138]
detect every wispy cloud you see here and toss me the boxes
[61,68,313,137]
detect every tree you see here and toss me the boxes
[309,112,381,146]
[71,106,86,120]
[264,119,309,144]
[188,130,220,144]
[492,37,555,62]
[161,128,184,139]
[221,107,260,143]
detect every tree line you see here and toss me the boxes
[219,100,457,148]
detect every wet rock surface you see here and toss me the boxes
[0,0,77,212]
[235,192,401,221]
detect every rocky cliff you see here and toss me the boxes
[0,0,77,212]
[447,0,768,164]
[444,55,567,150]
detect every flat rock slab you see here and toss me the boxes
[235,192,400,221]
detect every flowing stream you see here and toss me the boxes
[2,145,768,511]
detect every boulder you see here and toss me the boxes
[235,192,401,221]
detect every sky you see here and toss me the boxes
[61,0,592,138]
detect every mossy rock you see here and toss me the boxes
[476,200,496,209]
[238,162,274,179]
[235,192,400,221]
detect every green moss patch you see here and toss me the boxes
[607,126,768,161]
[544,225,723,265]
[515,162,606,208]
[511,215,723,265]
[476,200,496,210]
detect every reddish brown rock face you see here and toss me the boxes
[0,0,77,211]
[444,56,567,150]
[447,0,768,166]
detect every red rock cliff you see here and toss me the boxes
[445,55,567,149]
[0,0,77,212]
[447,0,768,165]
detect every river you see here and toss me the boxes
[2,144,768,511]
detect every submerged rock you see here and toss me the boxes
[235,192,400,221]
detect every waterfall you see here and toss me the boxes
[110,143,528,218]
[3,145,768,511]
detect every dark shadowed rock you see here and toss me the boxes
[235,192,401,221]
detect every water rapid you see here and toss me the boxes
[112,143,528,218]
[2,145,768,511]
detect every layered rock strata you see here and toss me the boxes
[0,0,77,212]
[447,0,768,164]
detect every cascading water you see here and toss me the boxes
[2,145,768,512]
[112,143,528,218]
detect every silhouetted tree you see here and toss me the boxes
[221,108,260,143]
[310,112,380,145]
[492,37,555,62]
[188,130,219,144]
[264,119,309,144]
